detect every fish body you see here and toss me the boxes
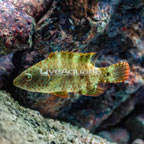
[13,51,130,97]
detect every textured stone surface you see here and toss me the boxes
[0,54,15,89]
[132,139,144,144]
[0,0,35,56]
[0,90,115,144]
[7,0,53,21]
[98,128,130,144]
[99,86,144,129]
[125,113,144,141]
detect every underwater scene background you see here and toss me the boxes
[0,0,144,144]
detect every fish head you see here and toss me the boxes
[13,65,50,92]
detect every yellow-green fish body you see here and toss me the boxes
[13,52,130,97]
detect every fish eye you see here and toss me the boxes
[107,72,110,76]
[24,73,32,81]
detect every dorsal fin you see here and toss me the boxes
[79,52,95,59]
[48,51,58,58]
[48,51,96,65]
[78,52,96,65]
[48,52,95,59]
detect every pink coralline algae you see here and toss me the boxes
[0,0,35,56]
[7,0,53,21]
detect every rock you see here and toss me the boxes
[109,128,130,144]
[0,0,35,56]
[98,128,130,144]
[98,131,112,142]
[35,0,115,52]
[0,54,15,89]
[7,0,53,21]
[121,0,144,9]
[62,0,98,18]
[98,86,144,129]
[0,90,115,144]
[132,139,144,144]
[125,114,144,141]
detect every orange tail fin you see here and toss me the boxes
[107,61,130,83]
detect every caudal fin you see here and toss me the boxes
[107,61,130,83]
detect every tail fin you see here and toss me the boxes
[107,61,130,83]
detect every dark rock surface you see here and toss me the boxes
[125,113,144,141]
[0,54,15,89]
[98,128,130,144]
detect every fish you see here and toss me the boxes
[13,51,130,98]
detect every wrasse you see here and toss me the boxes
[13,51,130,98]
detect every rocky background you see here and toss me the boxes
[0,0,144,144]
[0,90,115,144]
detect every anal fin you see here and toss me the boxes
[52,91,69,98]
[77,86,105,96]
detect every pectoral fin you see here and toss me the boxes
[77,86,105,96]
[52,91,69,98]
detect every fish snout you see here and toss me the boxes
[13,78,18,87]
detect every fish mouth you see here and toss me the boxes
[13,78,18,87]
[13,78,31,91]
[13,77,21,88]
[13,79,25,90]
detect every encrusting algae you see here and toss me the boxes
[13,51,130,98]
